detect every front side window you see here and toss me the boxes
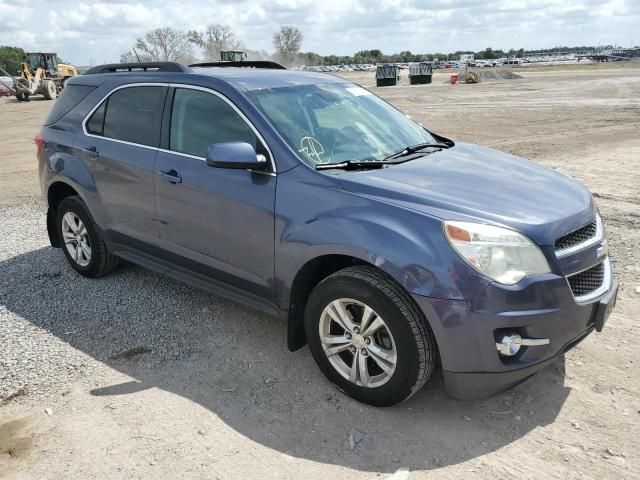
[169,88,258,158]
[86,86,167,147]
[245,83,435,166]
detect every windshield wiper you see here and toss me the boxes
[315,141,453,171]
[382,142,452,161]
[315,160,389,171]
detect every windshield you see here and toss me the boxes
[245,83,435,166]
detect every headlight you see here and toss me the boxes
[444,221,550,285]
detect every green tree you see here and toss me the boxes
[353,49,383,63]
[297,51,322,66]
[476,47,495,60]
[0,46,25,75]
[399,50,413,62]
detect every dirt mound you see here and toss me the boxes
[446,68,523,83]
[494,69,523,79]
[476,68,523,81]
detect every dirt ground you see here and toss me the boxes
[0,63,639,479]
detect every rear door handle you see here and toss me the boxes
[158,169,182,184]
[82,146,98,158]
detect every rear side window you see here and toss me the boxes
[86,86,167,147]
[169,88,257,157]
[44,85,96,125]
[86,102,105,135]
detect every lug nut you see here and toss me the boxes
[345,332,352,340]
[361,349,368,356]
[350,346,357,353]
[364,337,371,345]
[353,327,360,334]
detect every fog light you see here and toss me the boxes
[497,333,523,356]
[496,332,550,357]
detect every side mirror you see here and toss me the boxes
[206,142,268,171]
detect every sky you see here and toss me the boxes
[1,0,638,65]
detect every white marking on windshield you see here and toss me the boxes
[299,136,326,164]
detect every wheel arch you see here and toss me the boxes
[46,181,80,247]
[287,254,366,351]
[285,254,440,356]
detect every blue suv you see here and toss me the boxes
[37,61,618,406]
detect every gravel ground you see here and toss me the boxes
[0,202,281,401]
[1,64,639,479]
[0,202,94,400]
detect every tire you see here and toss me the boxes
[15,78,30,102]
[304,266,437,407]
[55,196,119,278]
[42,80,57,100]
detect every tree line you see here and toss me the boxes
[117,24,629,67]
[0,31,632,75]
[297,45,626,65]
[119,25,303,66]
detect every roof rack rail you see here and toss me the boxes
[189,61,286,70]
[85,62,191,74]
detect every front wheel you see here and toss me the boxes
[42,80,57,100]
[305,266,437,406]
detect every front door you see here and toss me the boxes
[154,86,276,300]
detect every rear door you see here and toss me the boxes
[154,85,276,300]
[78,84,168,244]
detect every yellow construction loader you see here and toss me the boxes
[4,52,78,102]
[220,50,247,62]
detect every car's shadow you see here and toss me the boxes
[1,246,570,472]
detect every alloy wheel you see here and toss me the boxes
[319,298,397,388]
[61,212,91,267]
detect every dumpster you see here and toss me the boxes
[376,65,400,87]
[409,62,433,85]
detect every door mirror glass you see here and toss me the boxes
[206,142,267,170]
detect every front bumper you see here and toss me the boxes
[412,271,618,400]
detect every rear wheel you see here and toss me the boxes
[55,196,119,277]
[305,266,437,406]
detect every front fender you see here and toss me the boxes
[274,167,490,307]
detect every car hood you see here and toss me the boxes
[338,143,595,245]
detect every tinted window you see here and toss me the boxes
[246,83,434,166]
[169,88,257,158]
[86,102,105,135]
[88,86,166,147]
[44,85,95,125]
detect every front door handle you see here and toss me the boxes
[158,169,182,184]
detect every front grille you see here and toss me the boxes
[555,220,597,251]
[568,262,605,297]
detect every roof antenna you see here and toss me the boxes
[132,48,141,62]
